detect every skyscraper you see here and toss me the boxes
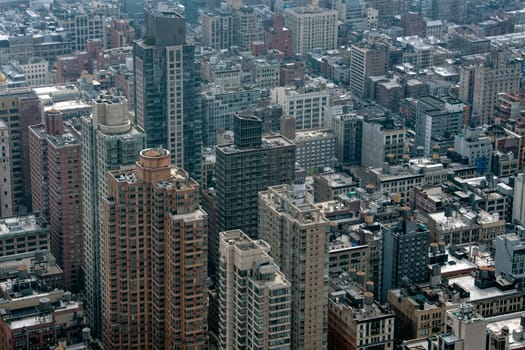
[218,229,291,350]
[29,109,83,292]
[102,148,208,349]
[259,182,330,350]
[215,115,296,240]
[134,10,202,181]
[82,94,146,337]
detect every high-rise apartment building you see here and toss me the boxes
[29,109,83,292]
[381,209,430,302]
[82,94,146,337]
[284,7,338,55]
[215,115,296,239]
[134,10,202,181]
[218,229,291,350]
[0,88,42,214]
[459,51,521,124]
[259,183,330,350]
[102,148,208,349]
[349,43,389,97]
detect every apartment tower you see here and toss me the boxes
[134,10,202,181]
[218,229,291,350]
[82,94,146,336]
[29,109,83,292]
[214,114,296,241]
[102,148,208,349]
[259,182,330,350]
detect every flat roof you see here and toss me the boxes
[0,215,43,236]
[449,275,520,301]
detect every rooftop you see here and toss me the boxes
[449,275,520,302]
[30,123,80,147]
[295,128,334,141]
[486,312,525,349]
[217,134,294,154]
[0,215,45,236]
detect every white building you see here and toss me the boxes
[284,7,338,55]
[16,57,49,86]
[454,127,493,174]
[271,86,330,130]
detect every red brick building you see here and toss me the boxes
[29,110,83,292]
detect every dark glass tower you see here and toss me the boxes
[134,10,202,181]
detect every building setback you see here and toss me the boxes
[259,183,330,350]
[102,148,208,349]
[218,229,291,350]
[29,109,83,292]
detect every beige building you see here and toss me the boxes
[459,52,521,124]
[388,288,447,340]
[259,183,330,349]
[328,276,395,350]
[218,229,291,350]
[425,209,505,245]
[102,148,208,349]
[284,7,338,55]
